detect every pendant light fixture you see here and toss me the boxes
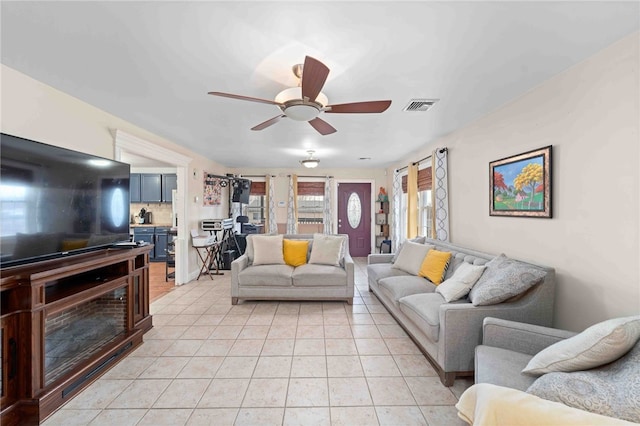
[300,150,320,168]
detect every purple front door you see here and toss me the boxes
[337,183,371,257]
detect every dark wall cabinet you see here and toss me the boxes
[129,173,141,202]
[130,173,176,203]
[133,227,170,261]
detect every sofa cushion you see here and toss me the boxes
[475,345,537,391]
[246,233,278,265]
[292,263,347,287]
[398,292,446,342]
[522,315,640,375]
[237,264,294,287]
[391,241,434,275]
[526,343,640,423]
[367,263,411,284]
[378,276,435,307]
[418,249,452,284]
[436,262,487,302]
[469,254,546,306]
[283,239,309,267]
[309,234,345,266]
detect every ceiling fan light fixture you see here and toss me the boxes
[301,150,320,168]
[275,87,328,121]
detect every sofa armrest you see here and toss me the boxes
[367,253,394,264]
[231,254,249,298]
[482,317,577,355]
[343,252,355,297]
[437,299,558,372]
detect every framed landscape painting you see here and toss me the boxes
[490,146,552,218]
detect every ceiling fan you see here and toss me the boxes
[208,56,392,135]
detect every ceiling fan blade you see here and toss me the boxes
[325,100,392,113]
[251,115,286,131]
[301,56,329,102]
[208,91,282,106]
[308,118,337,135]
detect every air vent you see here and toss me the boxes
[403,99,439,112]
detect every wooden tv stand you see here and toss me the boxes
[0,246,154,425]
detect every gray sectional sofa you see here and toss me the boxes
[231,233,354,305]
[367,238,555,386]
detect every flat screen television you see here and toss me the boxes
[0,133,131,268]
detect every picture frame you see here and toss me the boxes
[490,145,552,218]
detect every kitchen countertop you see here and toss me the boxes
[130,223,173,228]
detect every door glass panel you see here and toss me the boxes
[347,192,362,229]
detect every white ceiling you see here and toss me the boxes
[2,1,638,169]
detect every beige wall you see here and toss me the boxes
[1,65,230,279]
[388,32,640,331]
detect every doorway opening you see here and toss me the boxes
[114,130,192,285]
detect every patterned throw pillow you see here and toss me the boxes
[523,315,640,375]
[468,253,546,306]
[527,342,640,423]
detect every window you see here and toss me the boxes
[246,181,265,224]
[401,166,432,238]
[297,181,324,224]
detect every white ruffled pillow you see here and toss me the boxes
[523,315,640,376]
[436,262,487,302]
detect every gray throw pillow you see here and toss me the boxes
[526,343,640,423]
[391,236,426,263]
[468,253,546,306]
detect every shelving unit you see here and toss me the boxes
[375,201,390,252]
[0,246,153,425]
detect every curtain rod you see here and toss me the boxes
[395,148,448,173]
[204,173,231,180]
[240,174,276,178]
[287,175,334,178]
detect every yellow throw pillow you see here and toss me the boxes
[419,249,452,285]
[283,239,309,267]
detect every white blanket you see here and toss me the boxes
[456,383,636,426]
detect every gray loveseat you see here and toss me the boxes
[231,233,354,305]
[464,317,640,424]
[367,238,555,386]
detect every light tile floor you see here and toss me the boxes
[43,258,471,425]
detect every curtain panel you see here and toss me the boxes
[392,169,402,253]
[432,148,450,241]
[286,174,298,234]
[407,163,419,239]
[323,177,333,234]
[266,175,277,234]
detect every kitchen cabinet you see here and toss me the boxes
[162,174,177,203]
[133,226,170,261]
[130,173,141,202]
[130,173,176,204]
[140,174,162,203]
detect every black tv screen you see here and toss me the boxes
[0,133,131,268]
